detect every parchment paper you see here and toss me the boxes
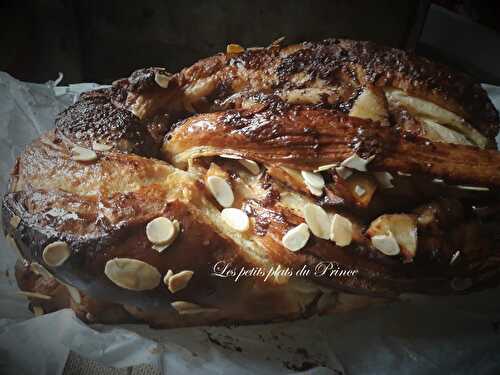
[0,72,499,375]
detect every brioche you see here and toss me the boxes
[3,39,500,328]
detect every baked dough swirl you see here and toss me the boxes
[3,39,500,327]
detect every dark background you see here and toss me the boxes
[0,0,499,85]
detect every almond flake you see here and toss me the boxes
[306,183,323,196]
[71,146,97,162]
[239,159,260,175]
[329,214,352,247]
[371,231,400,256]
[92,141,113,152]
[163,269,174,285]
[314,164,337,172]
[42,241,71,267]
[282,223,310,251]
[206,175,234,207]
[220,153,242,159]
[374,172,394,188]
[167,270,194,293]
[146,217,176,245]
[301,171,325,189]
[367,214,417,260]
[335,166,353,180]
[354,185,366,197]
[340,153,375,172]
[303,204,331,240]
[104,258,161,291]
[150,219,180,252]
[221,208,249,232]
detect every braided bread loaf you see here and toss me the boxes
[4,39,500,328]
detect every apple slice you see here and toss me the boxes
[349,86,389,123]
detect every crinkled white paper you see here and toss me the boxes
[0,72,499,375]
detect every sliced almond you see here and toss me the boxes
[167,270,194,293]
[151,220,180,252]
[17,291,52,300]
[345,173,378,207]
[42,241,71,267]
[151,220,180,253]
[303,204,330,240]
[206,175,234,207]
[305,182,323,197]
[163,269,174,285]
[282,223,310,252]
[104,258,161,291]
[70,146,97,162]
[354,185,366,197]
[301,171,325,189]
[226,43,245,54]
[92,141,113,152]
[9,215,21,229]
[30,262,53,279]
[220,153,242,159]
[371,231,400,256]
[146,217,176,245]
[154,71,173,88]
[239,159,260,175]
[349,86,388,122]
[329,214,352,247]
[171,301,219,315]
[221,208,249,232]
[340,153,375,172]
[33,305,45,316]
[335,166,353,180]
[314,164,337,172]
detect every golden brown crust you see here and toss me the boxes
[3,39,500,328]
[165,105,500,187]
[124,39,498,144]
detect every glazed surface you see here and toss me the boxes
[4,39,500,327]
